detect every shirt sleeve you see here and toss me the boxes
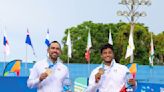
[61,66,70,83]
[27,66,40,89]
[65,67,69,78]
[86,69,100,92]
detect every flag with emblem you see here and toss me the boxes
[149,33,154,66]
[85,30,92,62]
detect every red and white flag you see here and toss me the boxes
[149,33,154,66]
[85,30,92,62]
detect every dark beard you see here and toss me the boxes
[49,55,58,63]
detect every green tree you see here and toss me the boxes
[154,31,164,65]
[61,21,117,63]
[60,21,162,65]
[115,23,150,65]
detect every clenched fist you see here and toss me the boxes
[95,68,104,83]
[39,72,48,82]
[128,79,136,86]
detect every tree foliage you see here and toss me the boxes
[154,31,164,64]
[60,21,164,65]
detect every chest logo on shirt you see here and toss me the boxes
[113,69,117,73]
[57,68,61,71]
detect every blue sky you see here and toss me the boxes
[0,0,163,62]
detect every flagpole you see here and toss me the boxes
[25,44,28,75]
[25,29,35,75]
[88,58,90,77]
[149,65,153,81]
[150,32,154,66]
[67,57,69,70]
[3,51,6,71]
[87,29,91,77]
[130,23,134,63]
[3,30,10,74]
[118,0,151,63]
[66,30,71,75]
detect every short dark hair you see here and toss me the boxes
[100,43,114,54]
[49,41,61,49]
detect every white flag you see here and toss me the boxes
[108,29,113,45]
[125,27,135,59]
[149,33,154,66]
[66,30,72,58]
[3,32,10,56]
[86,30,92,50]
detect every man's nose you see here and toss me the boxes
[106,53,111,56]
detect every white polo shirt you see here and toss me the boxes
[86,60,131,92]
[27,58,69,92]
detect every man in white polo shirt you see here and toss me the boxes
[86,43,136,92]
[27,41,70,92]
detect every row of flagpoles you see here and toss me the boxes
[2,29,37,74]
[2,28,155,68]
[3,29,36,57]
[65,28,155,67]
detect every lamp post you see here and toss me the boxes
[117,0,151,63]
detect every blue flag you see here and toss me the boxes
[3,32,10,55]
[25,29,35,55]
[45,29,50,47]
[25,30,33,47]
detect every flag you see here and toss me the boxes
[3,60,21,76]
[108,29,113,45]
[120,85,126,92]
[45,29,50,47]
[120,63,138,92]
[127,63,138,78]
[3,32,10,56]
[125,27,135,59]
[66,30,72,58]
[149,33,154,66]
[85,30,92,62]
[25,29,35,55]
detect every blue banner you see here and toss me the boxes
[0,77,36,92]
[136,82,164,92]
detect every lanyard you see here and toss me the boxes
[100,60,115,84]
[97,60,115,91]
[47,58,57,69]
[102,59,115,72]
